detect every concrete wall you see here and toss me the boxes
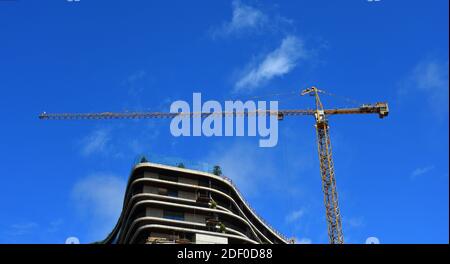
[185,212,206,223]
[195,234,228,244]
[143,171,159,179]
[143,185,158,194]
[143,185,196,200]
[146,208,163,218]
[178,190,196,200]
[179,176,198,186]
[144,170,198,186]
[150,231,173,240]
[145,208,205,224]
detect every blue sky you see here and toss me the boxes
[0,0,448,244]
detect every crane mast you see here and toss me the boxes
[302,86,344,244]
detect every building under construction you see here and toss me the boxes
[100,160,289,244]
[41,87,389,244]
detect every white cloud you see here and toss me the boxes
[79,121,163,160]
[285,208,308,236]
[285,209,304,223]
[123,70,147,97]
[72,173,125,219]
[8,222,38,236]
[125,70,146,84]
[297,238,312,244]
[411,165,435,179]
[234,35,308,92]
[346,216,365,228]
[80,129,112,156]
[46,219,63,233]
[72,173,126,240]
[401,59,449,118]
[293,237,312,244]
[205,141,278,196]
[4,219,65,241]
[213,0,267,37]
[414,61,448,92]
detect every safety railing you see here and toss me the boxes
[220,175,289,242]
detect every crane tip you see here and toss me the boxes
[39,112,48,119]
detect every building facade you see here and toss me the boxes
[101,161,289,244]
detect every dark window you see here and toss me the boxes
[198,178,210,187]
[159,174,178,182]
[163,210,184,221]
[158,187,178,197]
[167,189,178,197]
[132,185,143,195]
[211,181,228,193]
[158,188,168,195]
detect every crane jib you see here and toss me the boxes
[38,104,388,120]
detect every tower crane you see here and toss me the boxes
[39,86,389,244]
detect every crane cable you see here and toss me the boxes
[225,90,298,102]
[226,89,362,109]
[319,90,363,107]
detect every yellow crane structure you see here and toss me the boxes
[39,86,389,244]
